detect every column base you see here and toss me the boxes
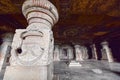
[3,65,53,80]
[69,61,82,67]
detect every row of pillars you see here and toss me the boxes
[0,33,114,73]
[53,42,114,63]
[53,45,89,61]
[91,42,114,62]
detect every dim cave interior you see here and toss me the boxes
[0,0,120,80]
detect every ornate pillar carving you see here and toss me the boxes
[4,0,59,80]
[101,41,114,62]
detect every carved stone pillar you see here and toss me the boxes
[59,45,73,60]
[101,41,114,62]
[91,44,98,60]
[69,45,82,67]
[4,0,59,80]
[81,46,88,60]
[74,45,84,61]
[101,48,108,60]
[53,45,60,61]
[0,33,13,72]
[68,47,74,60]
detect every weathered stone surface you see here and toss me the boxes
[4,65,53,80]
[54,60,120,80]
[10,29,54,66]
[3,0,59,80]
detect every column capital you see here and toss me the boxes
[101,41,109,46]
[74,44,80,48]
[22,0,59,28]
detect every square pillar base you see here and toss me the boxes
[69,61,82,67]
[3,65,53,80]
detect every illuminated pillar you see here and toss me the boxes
[4,0,59,80]
[74,45,84,61]
[101,41,114,62]
[91,44,98,60]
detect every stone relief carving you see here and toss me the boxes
[10,28,54,66]
[9,0,59,67]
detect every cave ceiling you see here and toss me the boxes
[0,0,120,44]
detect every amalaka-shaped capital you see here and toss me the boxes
[22,0,59,27]
[101,41,109,46]
[74,45,80,48]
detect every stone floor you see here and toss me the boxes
[0,60,120,80]
[54,60,120,80]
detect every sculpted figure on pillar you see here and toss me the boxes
[10,0,59,66]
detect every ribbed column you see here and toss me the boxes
[101,41,114,62]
